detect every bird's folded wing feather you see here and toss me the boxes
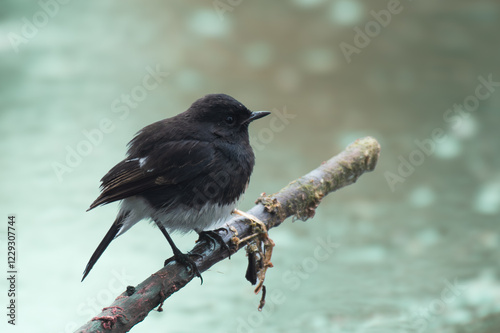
[87,140,214,210]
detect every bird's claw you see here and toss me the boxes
[164,252,203,284]
[197,229,232,258]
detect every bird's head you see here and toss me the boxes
[186,94,270,141]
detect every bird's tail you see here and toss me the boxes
[81,213,127,281]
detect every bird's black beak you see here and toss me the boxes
[246,111,271,124]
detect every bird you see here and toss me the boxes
[81,93,270,282]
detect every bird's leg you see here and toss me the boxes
[196,228,232,258]
[154,220,203,284]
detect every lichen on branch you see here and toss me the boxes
[76,136,381,333]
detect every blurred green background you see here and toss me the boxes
[1,0,499,332]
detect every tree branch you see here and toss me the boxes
[76,136,381,333]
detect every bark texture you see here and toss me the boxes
[76,136,381,333]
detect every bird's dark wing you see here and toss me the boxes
[87,140,214,210]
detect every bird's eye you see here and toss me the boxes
[225,116,235,124]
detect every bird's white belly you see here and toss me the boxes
[115,196,236,237]
[153,200,236,233]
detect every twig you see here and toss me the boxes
[76,136,381,333]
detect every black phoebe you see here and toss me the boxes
[82,94,270,282]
